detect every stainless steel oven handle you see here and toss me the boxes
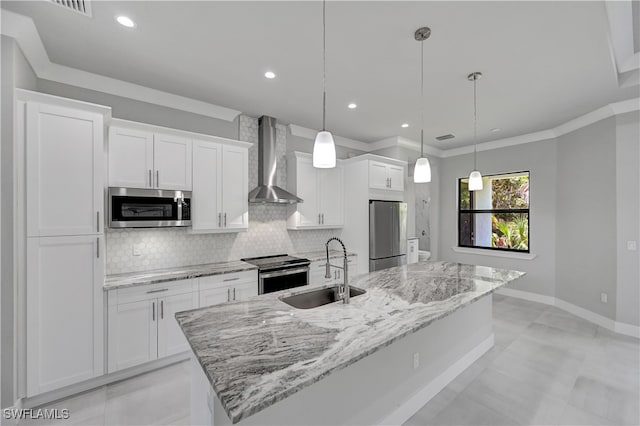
[260,266,310,278]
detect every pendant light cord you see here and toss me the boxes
[322,0,326,132]
[473,75,477,170]
[420,39,424,158]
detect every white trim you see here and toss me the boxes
[341,153,408,167]
[495,288,640,339]
[288,123,371,152]
[0,10,241,122]
[451,246,537,260]
[111,118,253,149]
[15,89,112,119]
[18,353,188,409]
[378,334,495,426]
[495,287,556,306]
[604,1,639,74]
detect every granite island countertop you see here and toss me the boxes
[175,261,525,424]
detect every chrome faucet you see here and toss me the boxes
[325,237,349,304]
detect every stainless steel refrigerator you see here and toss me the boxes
[369,200,407,271]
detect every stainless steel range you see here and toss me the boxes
[241,254,310,294]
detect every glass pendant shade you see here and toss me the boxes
[468,170,483,191]
[413,157,432,183]
[313,131,336,168]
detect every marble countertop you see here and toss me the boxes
[104,260,258,290]
[292,249,357,263]
[175,261,525,424]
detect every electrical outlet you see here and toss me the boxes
[627,241,637,251]
[413,352,419,370]
[132,243,143,256]
[600,292,608,303]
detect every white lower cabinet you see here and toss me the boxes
[199,271,258,307]
[26,235,104,396]
[107,279,197,373]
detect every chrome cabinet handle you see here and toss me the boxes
[96,212,100,233]
[148,170,152,187]
[96,237,99,258]
[233,288,236,301]
[156,170,159,187]
[218,213,221,227]
[318,213,321,224]
[146,288,168,294]
[160,300,164,319]
[224,213,227,227]
[227,288,230,302]
[152,302,155,321]
[321,213,324,224]
[223,277,239,282]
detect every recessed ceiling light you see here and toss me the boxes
[347,103,357,109]
[116,15,136,28]
[264,71,276,79]
[401,123,409,128]
[490,127,501,132]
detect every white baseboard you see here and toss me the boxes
[379,334,495,426]
[18,353,188,409]
[496,288,640,339]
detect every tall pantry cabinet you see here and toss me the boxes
[19,90,111,397]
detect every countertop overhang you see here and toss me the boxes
[175,261,525,424]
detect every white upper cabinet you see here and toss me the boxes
[108,123,192,191]
[368,160,405,191]
[153,133,192,190]
[287,152,344,229]
[221,145,248,230]
[192,140,222,231]
[108,127,154,189]
[26,102,105,237]
[191,138,249,233]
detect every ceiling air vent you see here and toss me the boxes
[49,0,92,17]
[435,133,455,141]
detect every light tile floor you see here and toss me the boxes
[16,295,640,426]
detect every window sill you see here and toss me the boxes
[451,246,537,260]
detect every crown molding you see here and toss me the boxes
[287,124,371,152]
[1,10,241,122]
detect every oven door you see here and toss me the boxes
[109,187,191,228]
[259,266,309,294]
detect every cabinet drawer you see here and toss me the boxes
[199,270,257,290]
[113,278,197,305]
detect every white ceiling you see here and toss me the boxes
[2,1,638,148]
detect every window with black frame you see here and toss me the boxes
[458,171,530,252]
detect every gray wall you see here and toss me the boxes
[1,35,37,408]
[438,139,558,298]
[36,79,240,139]
[555,117,617,321]
[615,112,640,326]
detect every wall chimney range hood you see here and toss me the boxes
[248,116,303,204]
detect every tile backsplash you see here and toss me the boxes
[106,115,341,275]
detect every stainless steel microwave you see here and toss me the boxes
[108,187,191,228]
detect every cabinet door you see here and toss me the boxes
[199,286,231,308]
[221,145,248,230]
[295,158,319,227]
[157,292,198,358]
[27,235,104,396]
[192,141,222,231]
[153,133,192,190]
[368,161,389,190]
[108,127,154,189]
[232,282,258,301]
[107,299,157,373]
[26,102,104,237]
[387,165,405,191]
[318,165,344,227]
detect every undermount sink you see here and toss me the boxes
[280,286,366,309]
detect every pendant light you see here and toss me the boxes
[468,71,483,191]
[312,0,336,168]
[413,27,432,183]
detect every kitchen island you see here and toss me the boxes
[175,261,525,425]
